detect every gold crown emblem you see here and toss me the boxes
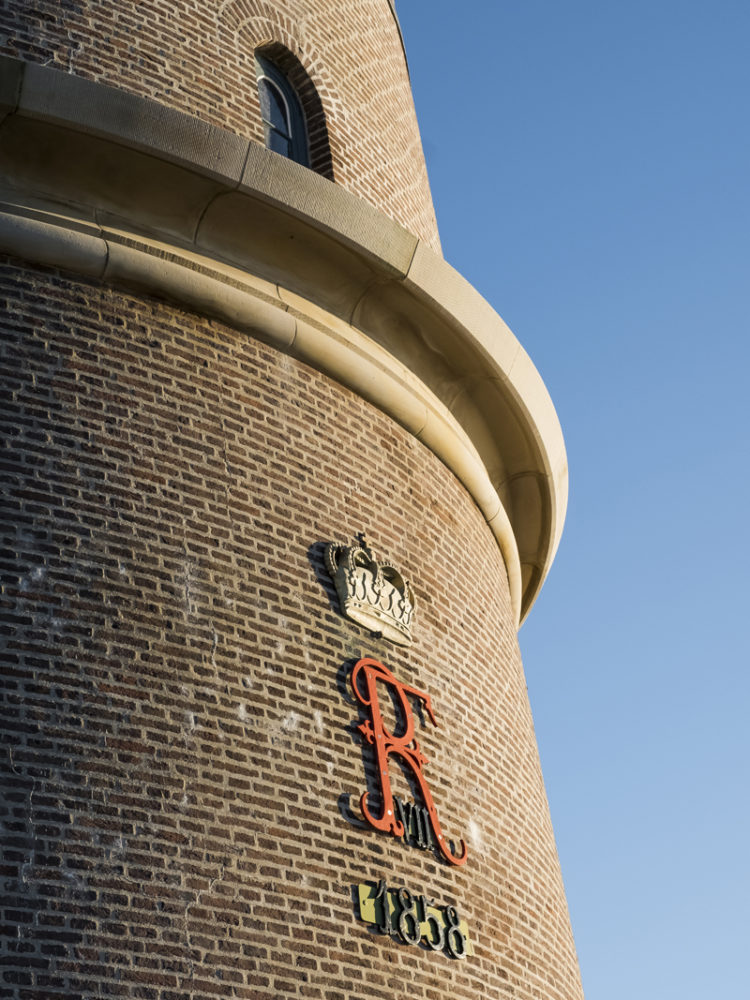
[325,537,415,646]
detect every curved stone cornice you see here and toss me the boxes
[0,56,567,625]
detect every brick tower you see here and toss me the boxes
[0,3,582,998]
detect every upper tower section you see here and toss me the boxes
[0,1,568,622]
[0,0,440,249]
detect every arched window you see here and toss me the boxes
[255,54,309,167]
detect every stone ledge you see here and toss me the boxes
[0,55,568,625]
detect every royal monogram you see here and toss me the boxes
[350,657,467,866]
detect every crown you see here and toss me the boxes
[325,536,415,646]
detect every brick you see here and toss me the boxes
[0,261,581,999]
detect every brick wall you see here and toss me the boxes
[0,0,440,251]
[0,260,582,999]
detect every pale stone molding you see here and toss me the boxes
[0,56,567,625]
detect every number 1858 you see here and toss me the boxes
[357,880,472,959]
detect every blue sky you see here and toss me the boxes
[397,3,750,997]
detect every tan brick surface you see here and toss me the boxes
[0,0,440,250]
[0,260,582,999]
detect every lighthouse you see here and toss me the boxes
[0,2,581,997]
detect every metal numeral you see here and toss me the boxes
[396,888,422,946]
[373,878,392,936]
[358,881,471,958]
[420,895,446,952]
[444,904,467,959]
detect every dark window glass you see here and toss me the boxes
[259,77,291,139]
[267,128,291,158]
[255,55,308,167]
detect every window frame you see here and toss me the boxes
[255,54,309,167]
